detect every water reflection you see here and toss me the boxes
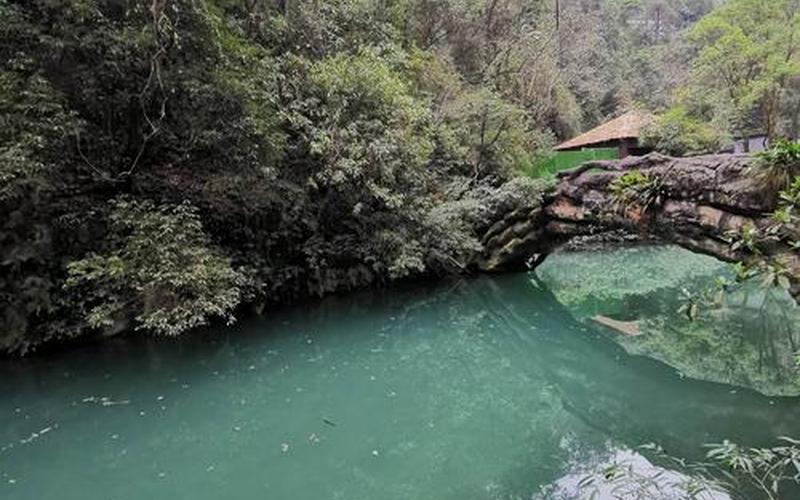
[536,447,731,500]
[0,249,799,499]
[538,246,800,396]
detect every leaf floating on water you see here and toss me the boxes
[322,418,337,427]
[281,443,290,453]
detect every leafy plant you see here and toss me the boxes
[705,438,800,500]
[641,107,724,156]
[779,177,800,208]
[730,224,766,256]
[578,439,800,500]
[66,198,250,337]
[752,140,800,194]
[610,171,661,210]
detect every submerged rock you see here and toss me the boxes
[592,315,642,336]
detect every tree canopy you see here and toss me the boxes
[648,0,800,148]
[0,0,733,353]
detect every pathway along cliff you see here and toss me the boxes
[479,153,800,300]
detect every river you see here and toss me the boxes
[1,246,799,499]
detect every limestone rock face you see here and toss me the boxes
[478,153,800,300]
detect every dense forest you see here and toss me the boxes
[3,0,798,354]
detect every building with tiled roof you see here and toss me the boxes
[555,110,654,158]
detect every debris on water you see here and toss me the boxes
[322,418,337,427]
[387,391,396,398]
[281,443,290,453]
[156,395,164,401]
[233,426,241,432]
[308,433,320,444]
[19,424,57,445]
[158,472,166,478]
[8,478,16,484]
[206,465,215,472]
[371,449,380,457]
[111,434,119,440]
[82,396,130,407]
[370,376,376,381]
[248,365,255,370]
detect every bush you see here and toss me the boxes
[753,139,800,193]
[66,198,249,337]
[641,107,724,156]
[0,0,557,352]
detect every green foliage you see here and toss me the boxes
[66,198,249,337]
[685,0,800,138]
[579,438,800,500]
[440,89,540,177]
[304,48,433,190]
[779,176,800,208]
[641,107,724,156]
[705,438,800,500]
[728,218,796,292]
[753,140,800,193]
[610,170,660,208]
[0,0,719,352]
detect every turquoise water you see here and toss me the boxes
[1,246,799,499]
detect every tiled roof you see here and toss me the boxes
[555,111,653,150]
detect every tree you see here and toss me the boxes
[642,106,725,155]
[687,0,800,139]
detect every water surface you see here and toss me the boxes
[1,246,799,499]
